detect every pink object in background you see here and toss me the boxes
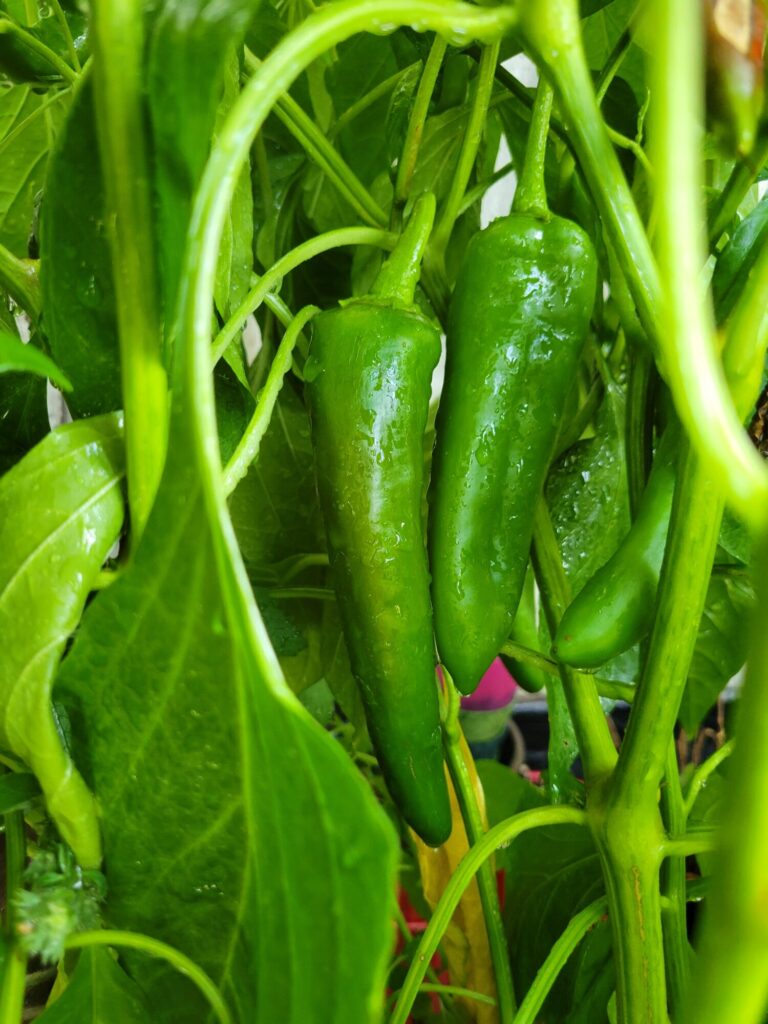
[460,657,517,711]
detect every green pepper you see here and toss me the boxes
[305,195,451,846]
[429,212,597,695]
[553,426,678,669]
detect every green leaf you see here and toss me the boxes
[36,947,153,1024]
[213,46,254,319]
[147,0,262,314]
[0,414,124,866]
[678,575,755,736]
[0,770,40,812]
[57,411,397,1024]
[502,822,607,1024]
[40,78,121,417]
[410,105,471,203]
[0,366,50,474]
[547,381,630,594]
[0,328,70,387]
[711,195,768,324]
[0,83,67,256]
[581,0,646,104]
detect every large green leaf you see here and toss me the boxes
[678,575,754,736]
[37,947,153,1024]
[0,414,124,866]
[0,328,70,387]
[147,0,262,314]
[40,77,121,417]
[0,83,67,256]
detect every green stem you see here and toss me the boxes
[708,131,768,247]
[682,537,768,1023]
[0,812,27,1024]
[90,0,167,544]
[683,739,735,819]
[625,340,654,517]
[332,63,418,139]
[395,37,447,204]
[223,305,318,494]
[432,40,499,257]
[513,897,609,1024]
[610,445,723,807]
[531,502,618,786]
[660,832,718,859]
[244,49,387,228]
[65,930,232,1024]
[660,741,690,1019]
[0,16,77,81]
[521,0,768,528]
[442,679,517,1021]
[370,193,435,305]
[721,222,768,417]
[389,806,588,1024]
[513,76,553,218]
[49,0,80,71]
[500,639,559,678]
[0,243,40,320]
[388,982,497,1010]
[212,227,395,365]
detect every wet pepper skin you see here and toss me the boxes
[430,214,597,695]
[306,301,452,847]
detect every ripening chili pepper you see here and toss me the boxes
[429,212,598,695]
[705,0,766,156]
[305,195,451,847]
[554,426,678,669]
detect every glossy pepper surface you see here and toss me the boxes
[305,198,451,846]
[429,213,597,695]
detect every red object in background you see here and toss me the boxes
[459,657,517,712]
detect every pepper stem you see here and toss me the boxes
[370,192,436,307]
[513,75,554,218]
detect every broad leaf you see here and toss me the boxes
[711,195,768,323]
[0,770,40,812]
[678,575,754,736]
[37,947,153,1024]
[0,414,124,866]
[40,78,120,417]
[0,329,70,388]
[0,83,67,256]
[0,367,49,473]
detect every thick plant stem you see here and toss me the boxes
[442,681,516,1021]
[90,0,167,544]
[610,445,723,807]
[512,77,553,218]
[390,806,587,1024]
[590,796,667,1024]
[532,502,617,787]
[0,243,40,321]
[518,0,768,528]
[683,533,768,1024]
[660,741,690,1019]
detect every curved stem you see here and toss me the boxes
[442,678,517,1020]
[500,639,559,678]
[223,305,318,494]
[388,982,497,1010]
[432,40,500,256]
[395,37,447,204]
[389,806,588,1024]
[65,930,232,1024]
[532,502,618,786]
[0,243,40,320]
[371,193,435,305]
[513,897,609,1024]
[661,831,718,859]
[683,739,735,819]
[513,76,553,218]
[49,0,80,71]
[244,49,387,228]
[212,227,395,365]
[90,0,167,544]
[0,16,78,81]
[523,0,768,528]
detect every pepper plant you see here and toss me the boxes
[0,0,767,1021]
